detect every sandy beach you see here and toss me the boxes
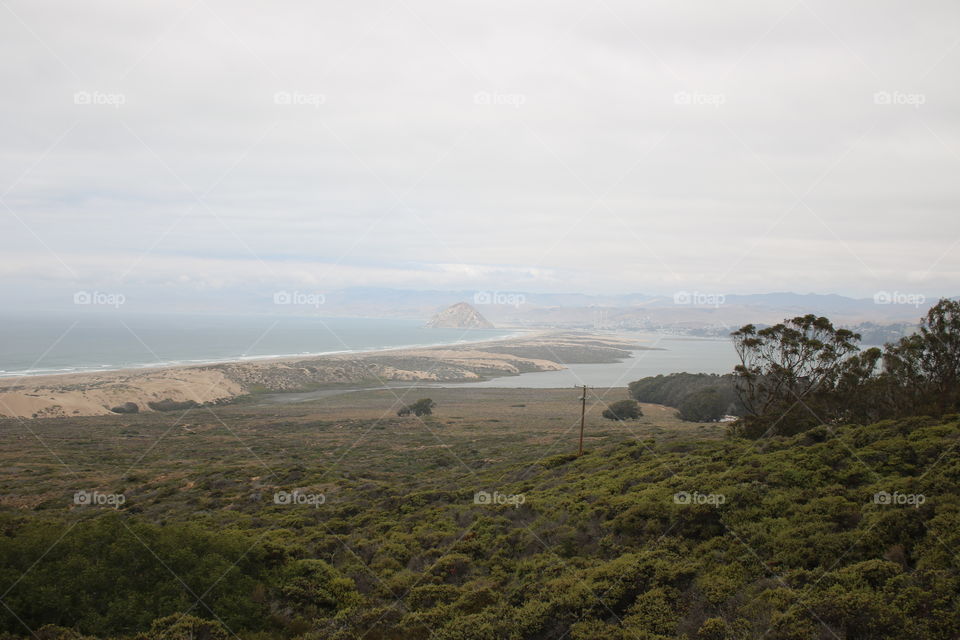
[0,331,643,419]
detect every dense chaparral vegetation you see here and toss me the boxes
[1,300,959,640]
[3,413,960,640]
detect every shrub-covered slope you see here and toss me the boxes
[2,415,960,639]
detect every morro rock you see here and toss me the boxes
[426,302,495,329]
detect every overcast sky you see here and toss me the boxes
[2,0,959,310]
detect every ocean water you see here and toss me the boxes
[437,333,740,388]
[0,313,513,377]
[263,333,741,402]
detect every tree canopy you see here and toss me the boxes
[602,399,642,421]
[397,398,437,417]
[729,299,960,437]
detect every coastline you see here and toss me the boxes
[0,330,645,419]
[0,326,534,380]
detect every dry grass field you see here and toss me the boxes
[0,386,723,515]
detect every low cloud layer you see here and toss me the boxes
[2,0,959,309]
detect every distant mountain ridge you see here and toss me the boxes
[322,288,951,328]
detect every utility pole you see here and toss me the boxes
[576,385,590,456]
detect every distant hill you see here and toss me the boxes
[425,302,495,329]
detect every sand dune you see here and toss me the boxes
[0,332,639,419]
